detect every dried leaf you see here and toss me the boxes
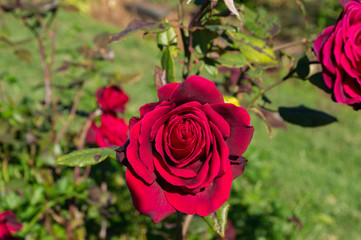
[251,107,272,137]
[259,108,287,130]
[154,66,167,89]
[224,0,240,19]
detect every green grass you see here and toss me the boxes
[1,8,361,240]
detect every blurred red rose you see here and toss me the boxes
[314,0,361,109]
[118,76,254,222]
[87,113,128,147]
[0,211,22,240]
[96,86,129,113]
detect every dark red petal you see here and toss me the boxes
[126,170,176,223]
[170,76,224,105]
[139,102,159,118]
[158,82,179,102]
[154,152,211,189]
[126,121,157,184]
[139,105,174,172]
[154,125,197,178]
[164,162,233,216]
[211,103,254,156]
[1,211,22,233]
[225,126,254,156]
[201,104,230,138]
[229,156,248,179]
[314,26,334,61]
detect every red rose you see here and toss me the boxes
[96,86,129,113]
[314,1,361,109]
[0,211,22,240]
[119,76,254,222]
[87,113,128,147]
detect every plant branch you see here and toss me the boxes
[273,38,313,52]
[182,214,194,239]
[54,89,83,144]
[246,68,297,109]
[184,0,216,80]
[66,204,75,240]
[36,34,52,107]
[176,212,183,240]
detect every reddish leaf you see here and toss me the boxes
[259,108,287,130]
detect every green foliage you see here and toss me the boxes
[296,54,310,79]
[229,31,278,64]
[279,105,337,127]
[55,147,117,167]
[203,202,230,238]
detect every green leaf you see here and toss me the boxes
[157,24,177,48]
[203,201,230,238]
[239,5,281,38]
[218,52,248,68]
[279,105,337,127]
[308,72,332,94]
[204,64,218,78]
[193,29,217,56]
[161,46,176,83]
[205,25,238,32]
[229,32,278,64]
[55,147,117,167]
[296,54,310,79]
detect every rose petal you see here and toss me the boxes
[229,156,248,179]
[170,76,224,105]
[126,121,157,184]
[139,105,174,172]
[158,82,179,102]
[154,125,197,178]
[339,0,354,7]
[210,104,254,156]
[126,170,176,223]
[201,104,230,138]
[314,26,335,61]
[0,211,22,233]
[164,162,233,216]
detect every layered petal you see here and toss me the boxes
[126,170,176,223]
[164,162,233,216]
[170,76,224,105]
[211,103,254,156]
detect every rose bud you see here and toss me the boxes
[96,85,129,113]
[0,211,22,240]
[87,113,128,148]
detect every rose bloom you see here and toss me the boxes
[118,76,254,222]
[0,211,22,240]
[96,86,129,113]
[87,113,128,147]
[314,0,361,109]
